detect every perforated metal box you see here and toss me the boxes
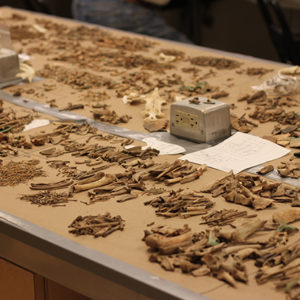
[0,48,19,83]
[170,96,231,143]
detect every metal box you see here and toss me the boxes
[170,96,231,143]
[0,48,20,83]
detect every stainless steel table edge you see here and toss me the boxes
[0,210,209,300]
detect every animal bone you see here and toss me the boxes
[122,91,145,105]
[30,179,73,190]
[145,231,193,254]
[231,219,266,242]
[73,174,116,192]
[143,88,165,120]
[273,209,300,224]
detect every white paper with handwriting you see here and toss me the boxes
[180,132,290,174]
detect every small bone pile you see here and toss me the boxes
[272,124,300,137]
[70,170,143,204]
[144,190,214,218]
[190,56,241,69]
[144,220,300,296]
[20,190,74,206]
[31,122,97,147]
[38,139,159,165]
[255,238,300,300]
[200,209,249,227]
[0,134,32,155]
[249,107,298,125]
[100,146,159,164]
[93,108,131,124]
[202,172,299,209]
[70,161,207,204]
[238,91,299,108]
[0,99,33,134]
[143,160,207,185]
[230,113,258,133]
[0,160,44,186]
[277,161,300,179]
[69,213,125,238]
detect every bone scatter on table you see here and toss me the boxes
[143,220,300,298]
[1,8,300,299]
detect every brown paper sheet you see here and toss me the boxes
[0,7,299,300]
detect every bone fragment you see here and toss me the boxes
[143,88,165,120]
[145,231,193,254]
[231,219,267,242]
[273,209,300,224]
[73,174,116,192]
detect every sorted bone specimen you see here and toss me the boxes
[20,190,74,206]
[143,118,168,132]
[87,171,145,204]
[256,165,274,175]
[0,100,33,134]
[69,213,125,238]
[30,178,73,190]
[16,62,35,82]
[0,160,44,186]
[278,65,300,76]
[277,124,300,137]
[246,67,273,76]
[143,219,269,287]
[73,173,116,193]
[144,190,214,218]
[93,108,131,124]
[277,161,300,179]
[145,160,207,185]
[30,122,97,147]
[37,64,114,90]
[144,221,300,297]
[202,171,299,209]
[230,113,258,133]
[249,107,299,125]
[143,88,165,120]
[70,145,159,165]
[238,91,299,108]
[122,91,144,105]
[59,103,84,111]
[157,49,185,61]
[255,237,300,299]
[190,56,241,69]
[200,209,248,226]
[272,208,300,224]
[211,90,229,99]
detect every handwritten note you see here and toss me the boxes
[180,132,290,174]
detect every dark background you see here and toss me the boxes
[1,0,300,63]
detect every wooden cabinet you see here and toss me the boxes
[0,258,35,300]
[0,258,90,300]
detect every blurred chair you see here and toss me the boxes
[257,0,300,64]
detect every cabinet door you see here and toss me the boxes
[46,279,91,300]
[0,258,35,300]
